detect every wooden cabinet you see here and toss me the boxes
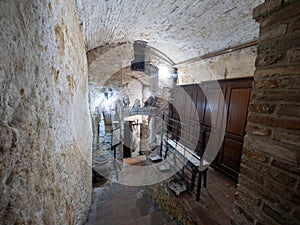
[225,80,252,136]
[216,78,252,179]
[172,85,204,152]
[203,82,226,129]
[170,77,253,180]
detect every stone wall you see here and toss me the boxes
[232,1,300,224]
[88,43,175,114]
[177,46,257,85]
[0,1,92,224]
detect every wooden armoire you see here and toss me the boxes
[169,77,253,180]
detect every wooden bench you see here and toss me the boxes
[164,138,208,201]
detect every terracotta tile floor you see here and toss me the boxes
[86,181,180,225]
[121,153,237,224]
[91,142,237,225]
[89,157,237,225]
[175,167,237,225]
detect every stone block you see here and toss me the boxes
[248,113,300,130]
[238,176,263,202]
[237,186,262,207]
[262,203,288,224]
[245,134,298,164]
[242,146,268,162]
[254,76,300,90]
[240,156,264,173]
[254,65,300,78]
[271,159,300,176]
[276,76,300,89]
[255,213,282,225]
[238,176,292,215]
[253,0,282,20]
[239,164,264,185]
[258,34,294,53]
[253,79,279,89]
[232,206,255,224]
[248,102,276,114]
[245,160,297,188]
[255,51,286,67]
[246,124,272,136]
[255,31,300,67]
[261,167,297,188]
[232,208,249,225]
[264,179,295,206]
[292,195,300,205]
[294,207,300,221]
[252,89,300,102]
[290,48,300,62]
[289,17,300,32]
[235,193,258,216]
[277,104,300,117]
[258,1,300,27]
[260,23,287,41]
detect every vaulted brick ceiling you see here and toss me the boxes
[76,0,263,64]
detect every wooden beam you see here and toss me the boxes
[175,40,258,67]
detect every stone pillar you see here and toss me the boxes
[232,1,300,224]
[91,112,100,146]
[140,116,150,155]
[148,116,156,149]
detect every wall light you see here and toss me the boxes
[158,65,171,78]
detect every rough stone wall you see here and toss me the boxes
[232,1,300,224]
[177,46,257,85]
[0,1,92,224]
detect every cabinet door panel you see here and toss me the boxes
[185,90,193,146]
[204,86,225,129]
[173,87,185,119]
[226,87,251,136]
[205,78,253,180]
[196,89,206,124]
[221,138,243,173]
[171,78,252,181]
[172,87,184,141]
[170,106,181,140]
